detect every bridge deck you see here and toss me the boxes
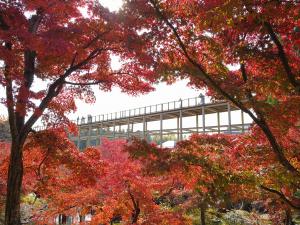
[58,96,252,150]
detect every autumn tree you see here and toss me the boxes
[121,0,300,177]
[126,135,261,225]
[0,132,189,224]
[0,1,158,224]
[0,129,105,224]
[68,138,189,225]
[225,125,300,223]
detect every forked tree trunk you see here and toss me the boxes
[5,140,24,225]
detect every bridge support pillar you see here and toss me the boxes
[113,121,116,139]
[202,106,205,134]
[228,103,232,133]
[179,110,183,141]
[177,117,179,141]
[241,110,244,133]
[131,123,134,135]
[87,124,91,146]
[217,112,220,134]
[99,122,103,145]
[160,113,163,147]
[127,118,130,138]
[77,127,81,149]
[196,114,199,133]
[142,116,146,139]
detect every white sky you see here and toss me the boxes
[71,80,200,120]
[98,0,124,12]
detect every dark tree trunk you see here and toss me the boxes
[285,209,295,225]
[4,140,24,225]
[131,207,140,224]
[200,204,206,225]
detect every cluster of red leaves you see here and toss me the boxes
[126,135,257,209]
[0,135,192,224]
[126,130,300,223]
[87,138,190,225]
[0,129,104,221]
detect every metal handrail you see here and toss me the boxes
[34,95,210,130]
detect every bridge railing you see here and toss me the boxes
[71,95,208,125]
[34,95,216,131]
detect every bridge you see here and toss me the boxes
[62,96,252,150]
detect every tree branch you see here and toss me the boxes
[64,80,105,86]
[64,72,133,86]
[15,9,44,132]
[3,42,17,139]
[83,29,112,49]
[260,185,300,209]
[264,22,300,93]
[36,148,51,180]
[21,47,108,139]
[1,11,17,139]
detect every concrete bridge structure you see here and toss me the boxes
[65,96,252,150]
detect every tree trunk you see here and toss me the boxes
[200,204,206,225]
[131,207,140,224]
[285,209,295,225]
[4,141,24,225]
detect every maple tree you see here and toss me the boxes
[88,138,189,225]
[0,136,191,224]
[126,131,300,224]
[225,125,300,223]
[121,0,300,177]
[1,0,300,223]
[126,135,260,225]
[60,138,190,224]
[0,1,158,224]
[120,2,300,221]
[0,129,104,223]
